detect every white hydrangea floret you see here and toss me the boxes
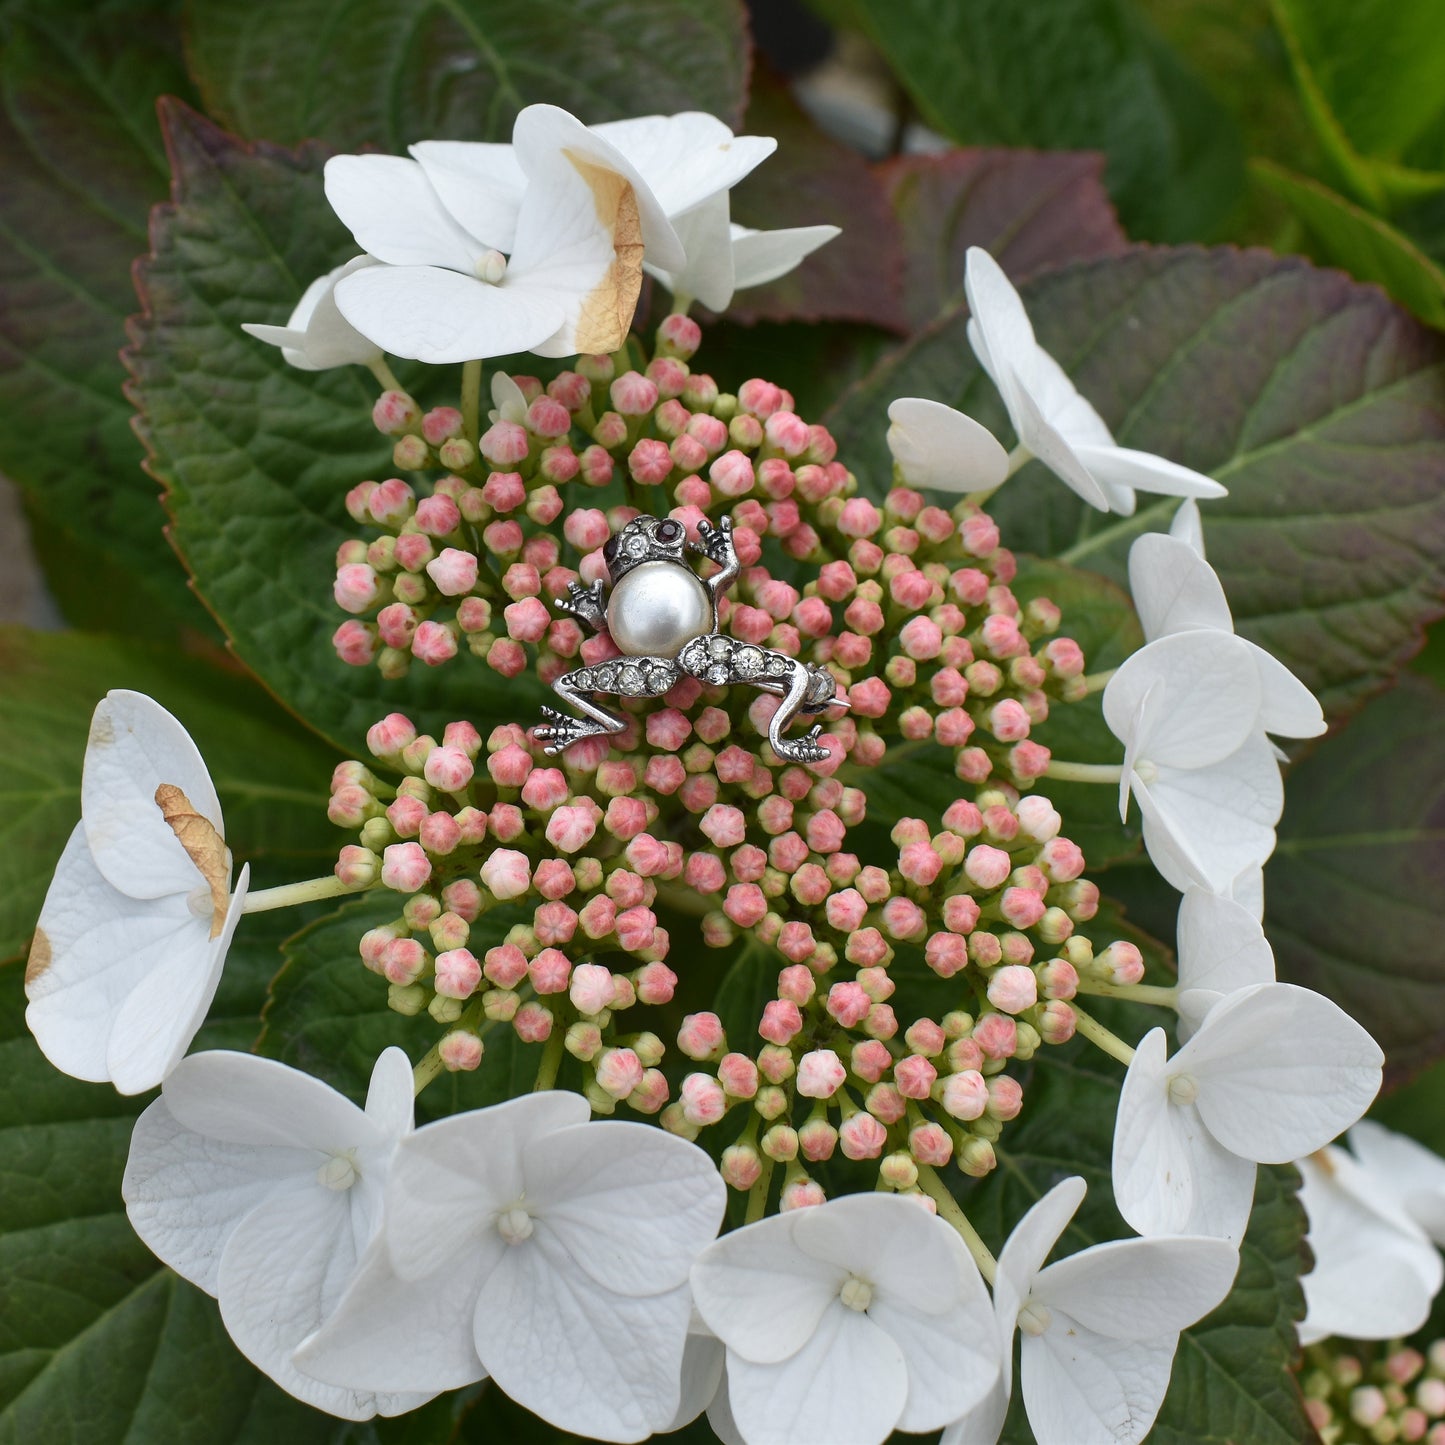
[241,255,383,370]
[123,1047,426,1420]
[295,1091,726,1443]
[25,690,249,1094]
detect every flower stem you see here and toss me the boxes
[1071,1006,1137,1066]
[1005,441,1034,478]
[669,294,694,317]
[413,1003,489,1094]
[241,874,369,914]
[916,1166,997,1284]
[366,357,403,393]
[1043,759,1124,784]
[745,1155,776,1224]
[1074,980,1179,1008]
[461,358,483,443]
[1081,667,1118,694]
[532,1025,565,1092]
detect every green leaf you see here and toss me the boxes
[127,102,547,755]
[0,0,215,641]
[183,0,751,152]
[0,961,361,1445]
[881,147,1127,329]
[0,625,341,964]
[258,894,535,1120]
[822,246,1445,722]
[956,906,1311,1445]
[724,73,906,331]
[1270,0,1445,209]
[1253,159,1445,328]
[847,0,1243,241]
[1266,674,1445,1085]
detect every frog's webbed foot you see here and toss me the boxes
[555,578,607,632]
[694,516,740,602]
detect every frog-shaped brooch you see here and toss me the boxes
[533,514,847,763]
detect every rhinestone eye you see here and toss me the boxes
[656,519,682,544]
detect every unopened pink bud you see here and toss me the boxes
[677,1012,725,1061]
[973,1012,1018,1060]
[593,1047,644,1101]
[796,1048,846,1099]
[380,841,431,893]
[373,391,420,436]
[1098,941,1145,986]
[839,1112,888,1160]
[680,1072,727,1126]
[438,1030,484,1072]
[999,886,1047,930]
[941,1070,988,1121]
[717,1052,759,1099]
[964,845,1012,890]
[480,847,531,900]
[893,1054,938,1099]
[986,1075,1024,1120]
[881,897,927,941]
[1037,1000,1077,1045]
[758,998,803,1045]
[781,1177,827,1211]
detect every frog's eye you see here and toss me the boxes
[603,534,621,569]
[656,519,683,544]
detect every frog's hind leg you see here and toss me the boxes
[533,656,680,756]
[678,635,839,764]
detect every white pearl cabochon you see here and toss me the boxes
[607,561,714,657]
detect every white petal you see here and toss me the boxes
[730,222,840,291]
[725,1303,907,1445]
[1244,640,1326,738]
[690,1212,841,1365]
[526,1119,724,1297]
[1175,888,1275,1040]
[1181,983,1384,1162]
[1297,1148,1442,1343]
[490,370,529,424]
[1170,499,1207,555]
[1112,1028,1258,1243]
[993,1176,1088,1334]
[664,1330,726,1431]
[217,1179,431,1419]
[106,865,248,1095]
[794,1193,985,1316]
[705,1365,749,1445]
[385,1092,588,1281]
[886,397,1010,495]
[1350,1121,1445,1244]
[473,1230,692,1442]
[1008,375,1112,510]
[260,255,383,371]
[161,1045,379,1153]
[363,1046,415,1140]
[1103,633,1261,770]
[123,1094,312,1294]
[1022,1321,1181,1445]
[294,1230,490,1394]
[589,111,775,222]
[239,322,316,370]
[1037,1236,1239,1338]
[870,1287,1000,1431]
[1074,443,1227,503]
[938,1375,1012,1445]
[964,247,1041,394]
[324,154,487,271]
[512,103,685,273]
[334,264,567,364]
[1229,863,1265,919]
[652,193,736,311]
[82,690,222,899]
[1128,534,1234,643]
[1136,736,1283,894]
[26,825,201,1084]
[409,139,526,251]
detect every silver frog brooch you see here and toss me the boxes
[533,514,846,763]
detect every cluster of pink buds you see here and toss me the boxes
[1304,1342,1445,1444]
[314,317,1192,1219]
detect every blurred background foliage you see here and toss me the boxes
[0,0,1442,1441]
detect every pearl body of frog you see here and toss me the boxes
[606,561,714,656]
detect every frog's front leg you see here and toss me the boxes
[554,578,608,633]
[532,656,681,756]
[692,516,740,606]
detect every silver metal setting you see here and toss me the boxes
[533,514,848,763]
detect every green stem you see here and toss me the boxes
[1081,667,1118,695]
[461,358,484,444]
[1074,980,1179,1008]
[669,293,694,318]
[1071,1006,1137,1066]
[1043,759,1124,785]
[366,357,403,393]
[533,1025,565,1092]
[241,874,369,914]
[916,1166,997,1284]
[745,1154,776,1224]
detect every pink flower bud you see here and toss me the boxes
[822,981,869,1029]
[680,1072,727,1126]
[754,999,800,1047]
[380,841,431,893]
[963,845,1012,891]
[724,883,768,929]
[997,886,1045,931]
[542,805,594,854]
[941,1070,988,1122]
[1038,837,1086,882]
[373,391,420,436]
[839,1113,888,1160]
[438,1030,484,1072]
[717,1052,759,1099]
[796,1048,846,1099]
[381,937,427,986]
[881,897,927,941]
[893,1054,938,1100]
[781,1177,826,1211]
[333,563,380,614]
[610,370,658,415]
[776,964,815,1007]
[1097,941,1145,985]
[973,1012,1018,1060]
[987,964,1038,1015]
[480,847,531,900]
[677,1011,725,1061]
[986,1075,1024,1121]
[526,948,569,996]
[431,948,480,999]
[592,1047,644,1101]
[798,1117,838,1162]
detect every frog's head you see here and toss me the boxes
[602,514,688,582]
